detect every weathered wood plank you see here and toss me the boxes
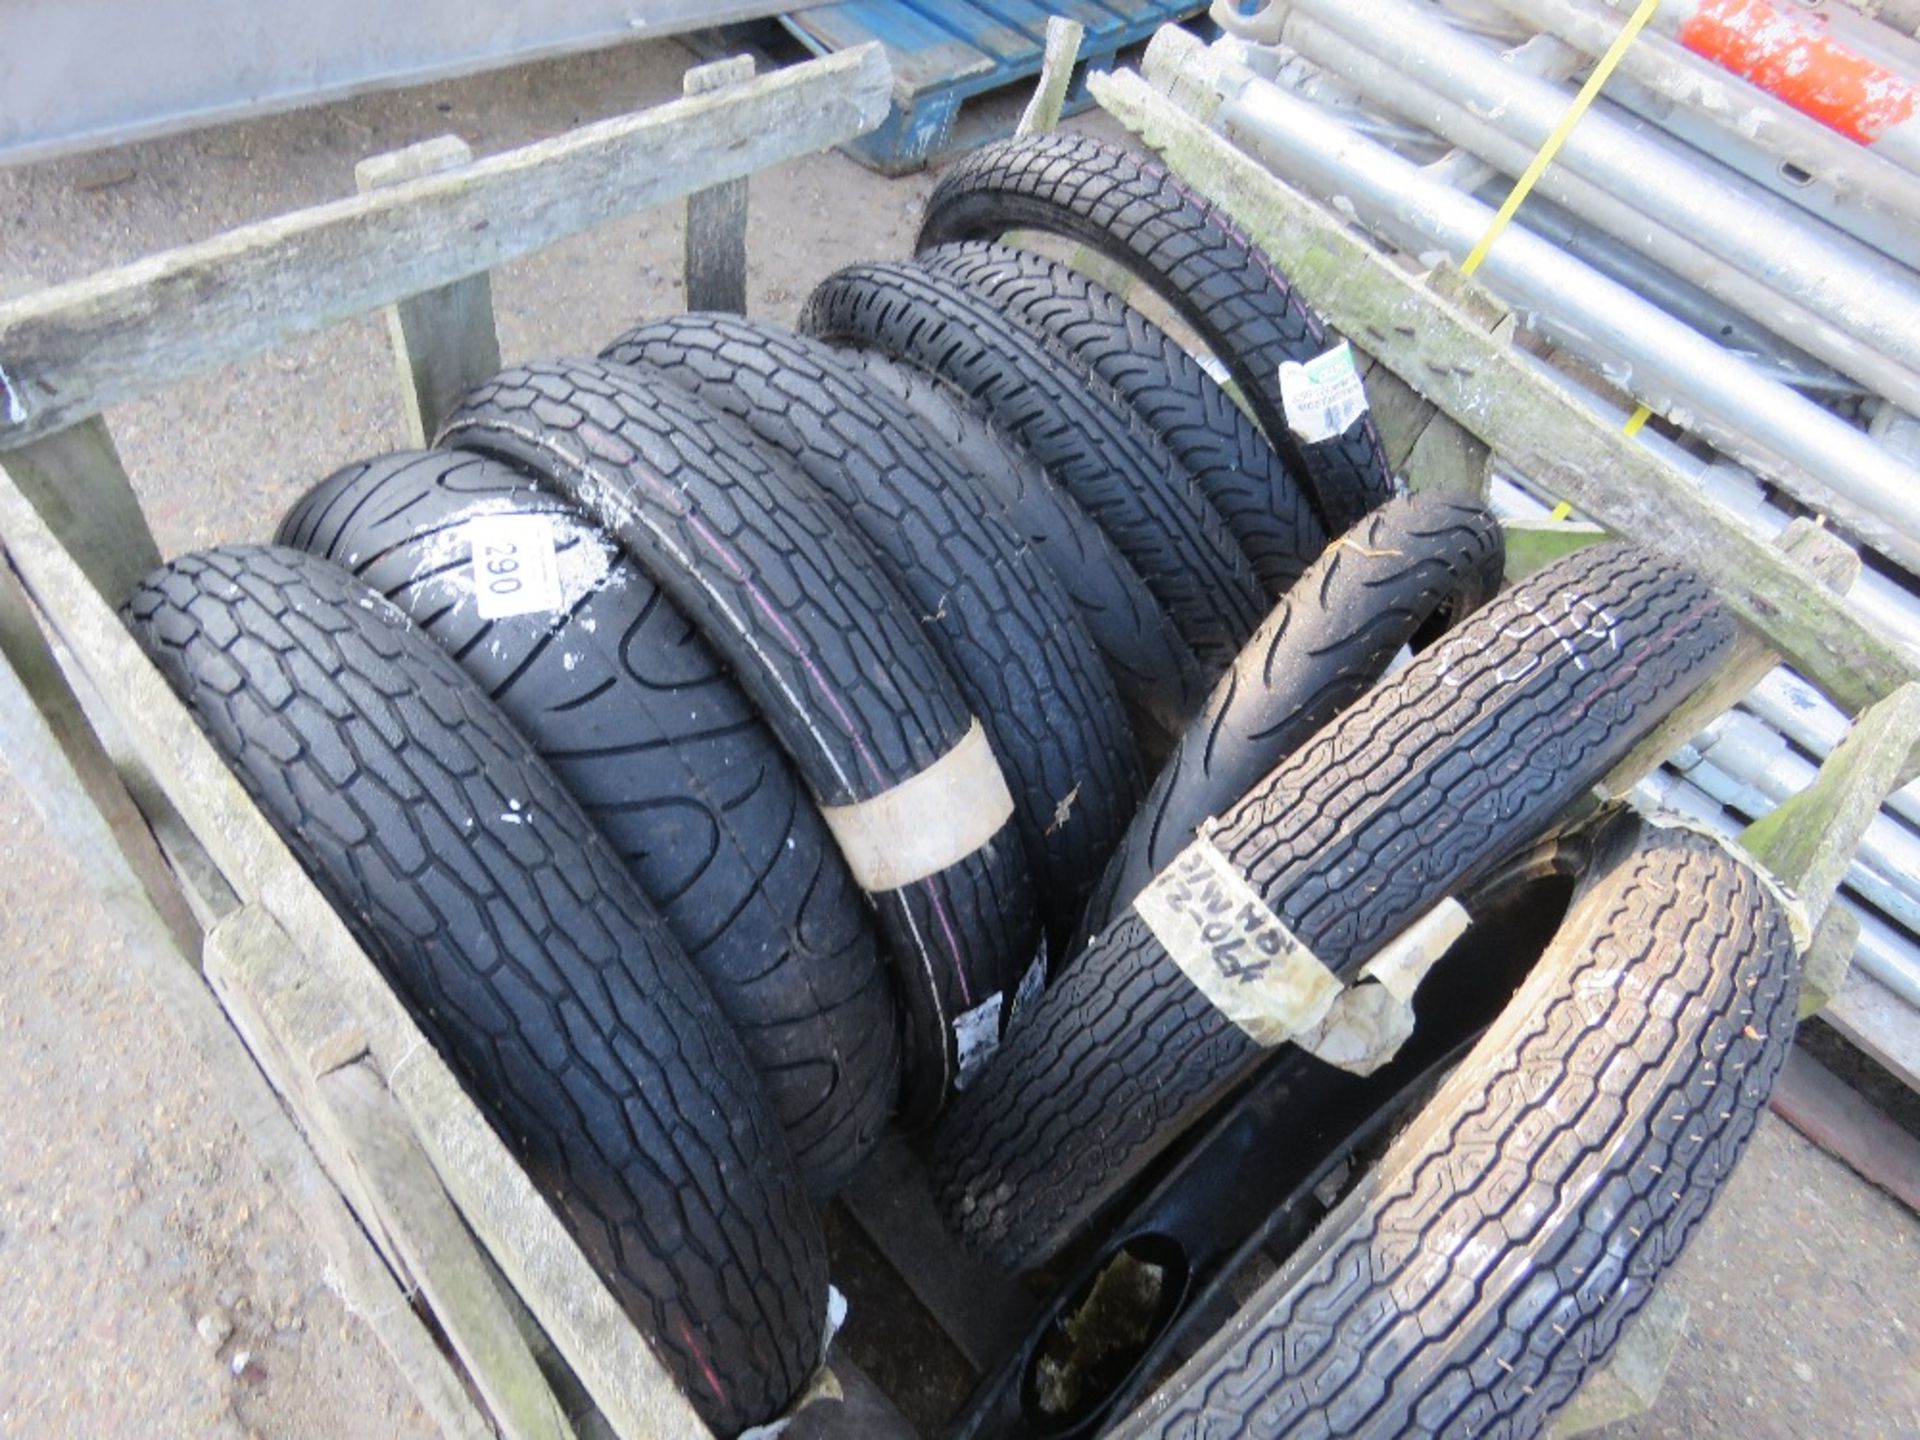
[1354,278,1500,499]
[0,588,489,1439]
[1548,1288,1688,1437]
[681,57,755,315]
[1017,17,1087,136]
[0,462,709,1439]
[1355,357,1435,474]
[209,908,568,1440]
[295,1080,571,1440]
[0,416,159,604]
[355,137,502,445]
[1825,966,1920,1094]
[1798,904,1860,1019]
[0,44,892,449]
[1093,56,1917,714]
[203,908,397,1272]
[1739,683,1920,929]
[1597,520,1858,800]
[203,910,503,1440]
[389,1058,714,1439]
[1770,1043,1920,1213]
[1403,410,1491,499]
[0,553,199,956]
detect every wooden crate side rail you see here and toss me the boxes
[0,416,160,606]
[1740,684,1920,930]
[0,562,496,1439]
[205,907,571,1440]
[0,43,890,451]
[1596,520,1861,806]
[0,462,712,1439]
[1091,49,1917,717]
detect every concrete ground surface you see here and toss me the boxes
[1,33,1916,1440]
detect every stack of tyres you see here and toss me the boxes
[893,133,1802,1440]
[108,126,1802,1440]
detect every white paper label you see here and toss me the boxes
[952,990,1005,1090]
[1278,340,1369,444]
[467,513,564,620]
[1011,939,1049,1028]
[823,1285,849,1351]
[1133,835,1341,1047]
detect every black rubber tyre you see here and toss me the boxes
[931,543,1737,1269]
[600,316,1139,944]
[276,449,898,1193]
[439,360,1036,1125]
[800,260,1266,672]
[917,240,1326,599]
[917,132,1394,535]
[123,546,828,1433]
[1071,495,1505,954]
[1110,814,1798,1439]
[817,344,1207,750]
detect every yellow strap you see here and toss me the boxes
[1460,0,1661,277]
[1622,402,1653,436]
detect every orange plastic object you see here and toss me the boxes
[1678,0,1918,143]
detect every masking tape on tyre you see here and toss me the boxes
[1293,898,1472,1077]
[1135,834,1474,1074]
[818,718,1016,893]
[1132,830,1344,1047]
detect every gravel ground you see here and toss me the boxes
[0,33,1915,1440]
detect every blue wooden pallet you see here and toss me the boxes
[781,0,1209,173]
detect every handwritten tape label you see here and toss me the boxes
[1133,835,1340,1047]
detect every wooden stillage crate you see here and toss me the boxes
[3,19,1917,1440]
[0,45,891,1440]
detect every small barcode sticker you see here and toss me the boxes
[953,991,1005,1090]
[1278,341,1369,444]
[468,513,564,620]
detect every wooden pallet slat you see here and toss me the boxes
[682,57,757,316]
[1597,520,1861,802]
[0,45,890,451]
[1740,683,1920,929]
[1018,17,1089,136]
[206,907,572,1440]
[0,416,159,605]
[354,136,504,448]
[786,3,995,94]
[896,0,1040,69]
